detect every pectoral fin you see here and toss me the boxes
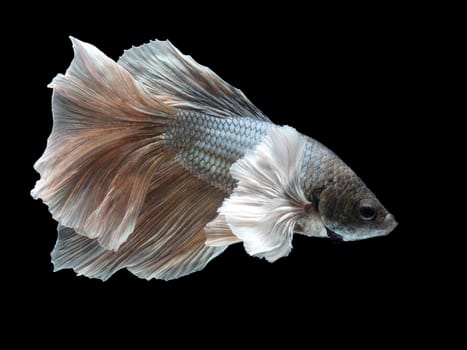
[206,126,325,262]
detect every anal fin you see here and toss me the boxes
[51,160,230,281]
[205,214,241,247]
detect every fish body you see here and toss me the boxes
[32,38,397,280]
[166,111,273,192]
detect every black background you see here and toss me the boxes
[12,4,452,345]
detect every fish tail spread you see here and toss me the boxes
[32,38,233,280]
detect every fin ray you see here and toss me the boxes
[118,40,270,121]
[205,214,241,247]
[32,37,174,250]
[51,161,229,281]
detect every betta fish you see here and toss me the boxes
[31,37,398,281]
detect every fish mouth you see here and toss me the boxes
[326,213,398,242]
[326,228,343,242]
[384,213,398,230]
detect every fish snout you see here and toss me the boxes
[383,213,398,234]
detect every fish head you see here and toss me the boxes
[317,174,398,241]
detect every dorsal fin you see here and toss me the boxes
[118,40,270,121]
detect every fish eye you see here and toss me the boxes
[359,205,377,221]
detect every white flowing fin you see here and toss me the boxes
[118,40,270,121]
[32,37,174,251]
[205,214,241,247]
[295,216,328,238]
[213,126,326,262]
[52,226,105,275]
[52,161,228,281]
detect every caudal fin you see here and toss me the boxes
[32,38,228,280]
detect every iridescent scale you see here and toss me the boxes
[166,111,273,192]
